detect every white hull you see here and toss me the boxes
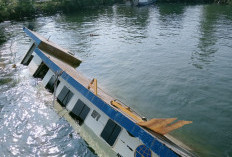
[21,27,195,157]
[28,54,157,157]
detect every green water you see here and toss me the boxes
[0,3,232,157]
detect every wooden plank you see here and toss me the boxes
[150,118,177,130]
[88,78,98,95]
[138,118,176,128]
[138,118,192,135]
[158,121,192,135]
[38,41,81,67]
[111,100,143,122]
[25,28,82,67]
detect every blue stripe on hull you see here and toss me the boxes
[33,48,178,157]
[23,27,41,46]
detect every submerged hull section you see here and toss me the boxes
[21,27,194,157]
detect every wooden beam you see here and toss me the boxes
[111,100,143,122]
[158,120,192,135]
[88,78,97,95]
[23,28,81,67]
[137,118,192,135]
[138,118,177,130]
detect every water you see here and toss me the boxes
[0,3,232,157]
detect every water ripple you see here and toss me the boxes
[0,77,96,157]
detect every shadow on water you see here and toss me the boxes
[192,4,232,69]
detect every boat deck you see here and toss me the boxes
[43,51,142,123]
[42,50,194,156]
[24,26,145,124]
[23,26,194,156]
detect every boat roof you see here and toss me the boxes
[23,27,195,157]
[23,27,81,67]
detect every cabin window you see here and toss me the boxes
[57,86,73,107]
[91,110,101,121]
[33,62,49,79]
[101,119,121,146]
[25,55,34,65]
[69,99,90,124]
[45,75,60,93]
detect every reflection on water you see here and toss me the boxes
[115,5,150,27]
[158,3,186,26]
[192,5,218,69]
[0,4,232,157]
[158,3,186,16]
[191,5,232,69]
[157,4,186,39]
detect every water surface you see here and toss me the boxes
[0,4,232,157]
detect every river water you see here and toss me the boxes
[0,3,232,157]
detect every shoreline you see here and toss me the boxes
[1,0,231,23]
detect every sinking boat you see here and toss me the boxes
[21,27,195,157]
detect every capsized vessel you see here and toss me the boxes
[21,27,195,157]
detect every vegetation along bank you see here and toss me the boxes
[0,0,231,23]
[0,0,122,22]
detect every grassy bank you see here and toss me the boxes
[0,0,35,21]
[1,0,231,22]
[0,0,122,22]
